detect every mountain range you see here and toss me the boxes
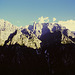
[0,19,75,75]
[0,19,75,48]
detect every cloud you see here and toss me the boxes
[53,17,56,22]
[38,16,49,23]
[58,20,75,31]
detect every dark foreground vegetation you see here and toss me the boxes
[42,43,75,75]
[0,43,75,75]
[0,44,49,75]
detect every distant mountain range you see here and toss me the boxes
[0,19,75,48]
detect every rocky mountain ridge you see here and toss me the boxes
[26,22,75,45]
[0,20,75,48]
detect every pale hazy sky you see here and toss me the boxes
[0,0,75,31]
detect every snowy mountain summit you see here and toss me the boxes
[0,20,75,49]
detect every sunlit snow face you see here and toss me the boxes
[37,16,75,31]
[58,20,75,31]
[0,16,75,32]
